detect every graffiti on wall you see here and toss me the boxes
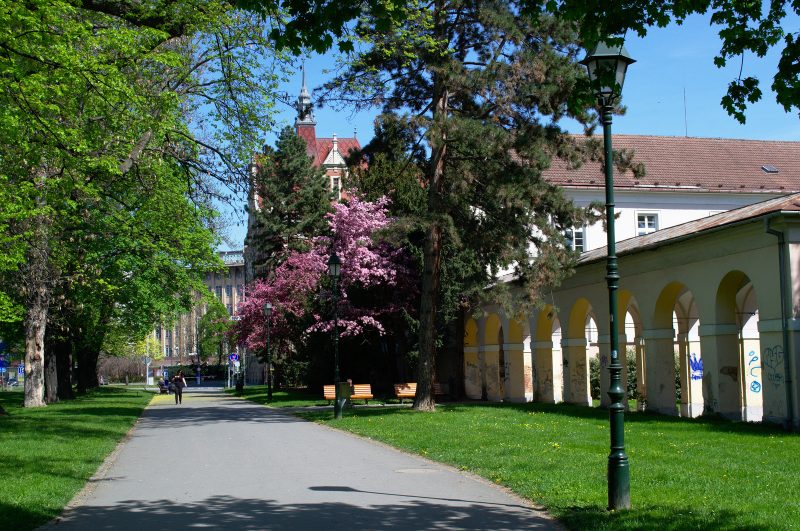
[763,345,785,388]
[747,350,761,393]
[690,353,703,381]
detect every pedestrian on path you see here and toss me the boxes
[172,371,187,404]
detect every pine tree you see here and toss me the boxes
[250,126,332,277]
[326,0,596,410]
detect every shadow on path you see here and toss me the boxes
[53,493,553,530]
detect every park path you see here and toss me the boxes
[46,386,560,531]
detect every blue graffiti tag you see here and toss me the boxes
[747,351,761,393]
[690,353,703,381]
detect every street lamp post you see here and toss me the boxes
[264,301,273,401]
[580,41,635,511]
[327,252,342,420]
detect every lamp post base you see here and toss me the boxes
[608,456,631,510]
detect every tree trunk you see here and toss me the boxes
[56,339,74,400]
[24,292,48,408]
[44,341,58,404]
[414,63,448,412]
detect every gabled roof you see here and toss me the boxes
[579,192,800,265]
[546,135,800,194]
[313,137,361,167]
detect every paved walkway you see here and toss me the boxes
[47,387,560,530]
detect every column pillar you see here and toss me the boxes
[643,328,677,416]
[757,319,790,424]
[481,345,501,401]
[502,343,532,402]
[561,338,590,406]
[533,341,556,403]
[635,336,646,411]
[699,323,742,420]
[741,328,763,422]
[463,346,481,399]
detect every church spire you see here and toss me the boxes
[295,63,315,126]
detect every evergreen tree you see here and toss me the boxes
[326,0,596,410]
[249,126,332,277]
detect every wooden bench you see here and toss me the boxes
[323,384,336,403]
[350,383,373,404]
[394,382,416,403]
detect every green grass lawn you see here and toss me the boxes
[292,401,799,530]
[228,385,332,407]
[0,386,153,531]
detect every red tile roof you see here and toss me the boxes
[313,137,361,166]
[546,135,800,194]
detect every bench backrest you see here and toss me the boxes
[394,383,417,394]
[323,384,335,399]
[352,384,372,396]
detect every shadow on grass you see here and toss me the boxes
[558,504,762,531]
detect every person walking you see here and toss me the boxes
[172,371,187,405]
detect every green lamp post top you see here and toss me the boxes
[580,41,636,101]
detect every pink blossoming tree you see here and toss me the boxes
[231,194,417,361]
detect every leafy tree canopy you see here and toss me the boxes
[548,0,800,122]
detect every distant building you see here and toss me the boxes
[152,250,244,367]
[244,68,361,282]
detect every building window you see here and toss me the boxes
[237,284,243,297]
[331,176,340,197]
[225,285,232,297]
[564,226,585,253]
[215,286,222,298]
[226,304,232,315]
[637,213,658,236]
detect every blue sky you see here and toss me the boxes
[220,11,799,250]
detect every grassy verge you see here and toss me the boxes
[0,386,153,530]
[227,385,330,407]
[295,401,799,530]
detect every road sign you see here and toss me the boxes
[229,353,239,362]
[17,365,24,375]
[0,367,6,374]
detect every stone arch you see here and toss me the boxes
[564,298,593,406]
[503,317,533,403]
[737,279,763,421]
[533,305,562,403]
[713,271,761,421]
[647,282,694,416]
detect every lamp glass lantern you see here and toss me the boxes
[580,42,635,104]
[327,252,341,279]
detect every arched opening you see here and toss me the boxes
[620,291,644,411]
[650,282,698,416]
[738,280,762,421]
[565,298,593,406]
[715,271,760,421]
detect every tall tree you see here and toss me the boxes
[0,1,281,406]
[325,0,593,410]
[249,126,332,277]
